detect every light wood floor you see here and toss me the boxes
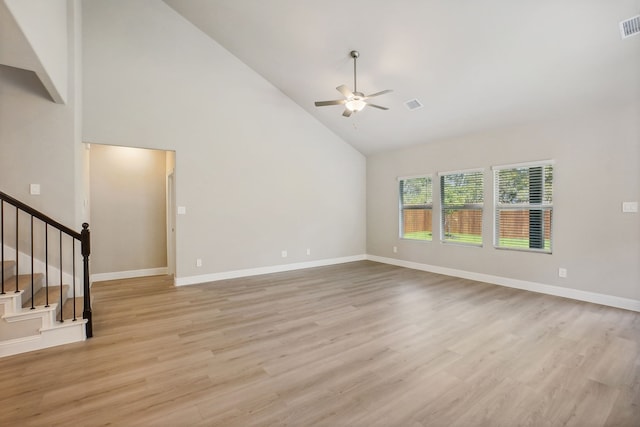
[0,261,638,426]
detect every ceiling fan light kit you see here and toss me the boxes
[315,50,392,117]
[345,98,366,112]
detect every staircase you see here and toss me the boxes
[0,191,92,358]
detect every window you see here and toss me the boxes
[493,162,553,253]
[439,170,484,246]
[399,176,433,241]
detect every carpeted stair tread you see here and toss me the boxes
[15,273,44,290]
[24,284,69,308]
[3,273,44,301]
[2,260,15,276]
[2,260,16,293]
[61,296,85,321]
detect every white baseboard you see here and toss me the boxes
[367,255,640,312]
[0,320,86,358]
[175,255,367,286]
[91,267,168,282]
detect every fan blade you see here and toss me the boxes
[367,103,389,110]
[315,99,346,107]
[342,108,353,117]
[336,85,355,98]
[365,89,393,98]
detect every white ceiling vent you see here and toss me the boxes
[404,98,424,111]
[620,15,640,39]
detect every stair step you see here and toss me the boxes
[2,260,15,279]
[16,273,44,291]
[24,284,69,309]
[1,260,16,294]
[3,273,44,300]
[61,296,84,321]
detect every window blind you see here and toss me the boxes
[494,163,553,253]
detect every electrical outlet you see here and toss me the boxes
[281,250,287,258]
[393,246,398,253]
[306,248,311,256]
[558,268,567,278]
[196,258,202,267]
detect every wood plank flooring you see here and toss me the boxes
[0,261,638,426]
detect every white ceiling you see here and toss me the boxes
[164,0,640,155]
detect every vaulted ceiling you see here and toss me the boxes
[2,1,638,155]
[167,1,640,155]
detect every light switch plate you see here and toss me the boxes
[622,201,638,213]
[177,206,186,215]
[30,184,40,195]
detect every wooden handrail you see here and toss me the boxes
[0,191,81,240]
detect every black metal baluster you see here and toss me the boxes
[59,230,63,323]
[15,208,18,293]
[1,200,4,295]
[72,239,77,321]
[30,215,34,309]
[45,225,49,307]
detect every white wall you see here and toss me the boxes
[0,48,77,228]
[0,0,82,282]
[367,105,640,302]
[82,0,366,281]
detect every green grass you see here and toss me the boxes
[403,231,551,251]
[497,238,551,251]
[402,231,432,241]
[442,233,482,245]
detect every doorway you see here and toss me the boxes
[88,144,176,280]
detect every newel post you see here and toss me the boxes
[81,222,93,338]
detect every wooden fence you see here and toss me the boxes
[403,209,551,238]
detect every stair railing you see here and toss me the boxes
[0,191,92,338]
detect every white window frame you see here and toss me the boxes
[492,160,554,254]
[398,174,433,241]
[438,168,484,247]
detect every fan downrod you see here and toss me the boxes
[350,51,360,92]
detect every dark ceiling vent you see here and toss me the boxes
[404,98,424,111]
[620,15,640,39]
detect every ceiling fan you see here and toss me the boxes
[314,50,392,117]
